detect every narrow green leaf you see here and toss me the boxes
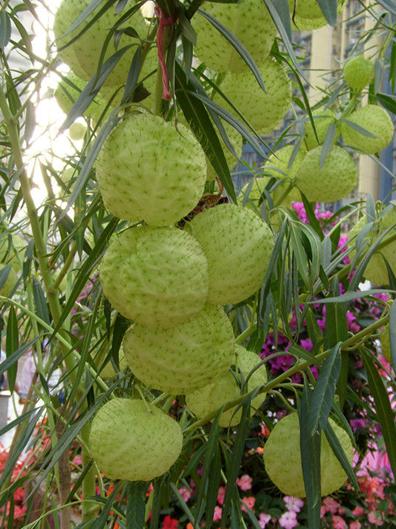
[175,62,236,201]
[309,343,342,434]
[0,340,35,378]
[362,349,396,478]
[0,11,11,50]
[5,306,19,391]
[317,0,338,25]
[299,386,321,529]
[320,121,337,167]
[323,419,359,491]
[33,278,50,325]
[341,118,377,138]
[126,482,148,529]
[376,93,396,114]
[91,483,122,529]
[121,46,144,104]
[311,289,393,304]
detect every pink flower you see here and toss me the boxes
[284,496,304,513]
[241,496,256,512]
[259,513,271,529]
[321,497,341,516]
[349,522,361,529]
[300,338,313,351]
[217,486,226,506]
[213,506,222,522]
[332,515,347,529]
[279,511,298,529]
[367,512,383,526]
[352,506,364,517]
[236,474,253,491]
[178,486,192,503]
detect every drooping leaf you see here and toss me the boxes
[126,482,149,529]
[5,305,19,391]
[317,0,338,26]
[0,11,12,50]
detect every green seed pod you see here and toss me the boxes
[343,55,374,92]
[304,109,336,151]
[123,305,235,394]
[89,398,183,481]
[96,113,207,226]
[193,0,276,73]
[189,204,274,305]
[341,105,394,155]
[216,59,292,134]
[295,146,357,203]
[54,0,156,88]
[264,413,353,497]
[186,345,267,427]
[100,226,208,327]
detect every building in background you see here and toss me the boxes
[235,0,396,202]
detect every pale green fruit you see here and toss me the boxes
[0,264,17,298]
[186,345,267,427]
[68,122,86,140]
[54,0,155,88]
[289,0,344,23]
[90,398,183,481]
[96,113,207,226]
[100,226,208,327]
[193,0,276,73]
[304,109,336,151]
[123,305,235,394]
[54,72,108,121]
[352,206,396,286]
[264,413,353,497]
[207,123,243,181]
[380,326,391,362]
[341,105,394,155]
[0,233,25,272]
[343,55,374,92]
[216,59,292,134]
[295,146,357,203]
[189,204,274,305]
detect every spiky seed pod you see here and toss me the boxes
[186,345,267,427]
[216,59,292,134]
[0,265,17,298]
[341,105,394,155]
[54,0,156,88]
[343,55,374,92]
[89,399,183,481]
[193,0,276,73]
[289,0,345,23]
[100,227,208,327]
[304,109,337,151]
[264,413,353,497]
[350,206,396,286]
[123,305,235,394]
[189,204,274,305]
[380,326,391,362]
[295,146,357,203]
[96,113,207,226]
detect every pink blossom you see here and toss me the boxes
[349,522,362,529]
[236,474,253,491]
[320,497,341,517]
[300,338,313,351]
[241,496,256,512]
[178,486,192,503]
[351,506,364,517]
[213,506,222,522]
[346,311,360,333]
[284,496,304,513]
[217,486,226,506]
[279,511,298,529]
[332,515,347,529]
[259,513,272,528]
[367,512,383,526]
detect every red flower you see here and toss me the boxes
[162,515,179,529]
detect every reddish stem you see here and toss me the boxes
[155,6,176,101]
